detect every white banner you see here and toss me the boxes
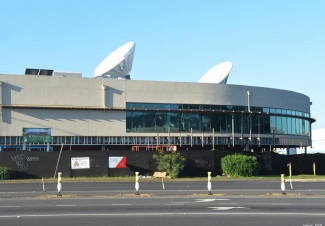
[109,156,126,168]
[71,157,90,169]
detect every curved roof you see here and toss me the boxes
[94,41,135,78]
[198,61,233,84]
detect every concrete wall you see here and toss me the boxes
[0,74,311,137]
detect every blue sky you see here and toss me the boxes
[1,0,324,129]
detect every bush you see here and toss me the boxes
[0,167,12,180]
[221,154,259,177]
[152,150,186,178]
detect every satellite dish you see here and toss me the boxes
[94,41,135,79]
[198,61,233,84]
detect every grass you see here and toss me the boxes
[1,174,325,183]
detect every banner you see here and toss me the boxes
[22,128,51,144]
[71,157,90,169]
[108,157,127,168]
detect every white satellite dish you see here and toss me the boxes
[94,41,135,79]
[198,61,233,84]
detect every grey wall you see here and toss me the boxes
[0,74,311,137]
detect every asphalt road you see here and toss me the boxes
[0,196,324,226]
[0,180,324,197]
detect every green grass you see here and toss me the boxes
[1,174,325,183]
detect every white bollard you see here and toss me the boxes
[207,172,212,195]
[57,172,62,196]
[281,174,286,195]
[162,177,165,190]
[42,177,46,192]
[135,172,140,195]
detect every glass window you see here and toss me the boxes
[276,117,282,134]
[126,111,132,131]
[282,109,287,115]
[200,105,211,110]
[156,112,167,132]
[178,104,189,110]
[276,109,282,114]
[169,104,178,109]
[132,111,144,131]
[189,113,201,131]
[292,118,296,135]
[282,117,287,134]
[263,108,270,113]
[291,110,296,116]
[126,103,132,109]
[287,110,292,115]
[179,112,189,131]
[167,112,178,132]
[143,112,156,131]
[132,103,144,109]
[287,117,292,134]
[201,113,211,132]
[270,116,276,133]
[189,105,200,110]
[156,104,168,109]
[261,115,270,134]
[243,114,249,134]
[211,113,220,132]
[143,103,155,109]
[234,114,241,133]
[211,105,220,110]
[270,108,276,114]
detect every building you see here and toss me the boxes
[0,73,314,152]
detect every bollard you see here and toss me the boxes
[135,172,140,195]
[313,162,316,176]
[57,172,62,196]
[207,172,212,195]
[162,177,165,190]
[42,177,46,192]
[281,174,286,195]
[288,162,294,190]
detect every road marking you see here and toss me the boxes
[0,212,324,218]
[208,207,246,211]
[0,206,20,208]
[56,205,76,207]
[171,202,189,204]
[112,204,131,206]
[195,199,229,202]
[271,203,291,206]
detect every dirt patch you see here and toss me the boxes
[261,193,303,197]
[188,193,228,197]
[34,194,80,199]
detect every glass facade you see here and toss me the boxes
[126,103,311,136]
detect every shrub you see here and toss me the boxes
[0,167,12,180]
[221,154,259,177]
[152,150,186,178]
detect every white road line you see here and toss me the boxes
[271,203,291,206]
[208,207,246,211]
[55,205,76,207]
[0,212,324,218]
[195,199,229,202]
[171,202,190,204]
[111,204,131,206]
[0,206,20,208]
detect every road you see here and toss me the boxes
[0,196,324,226]
[0,180,324,197]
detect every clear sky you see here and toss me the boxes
[1,0,324,129]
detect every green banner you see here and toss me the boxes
[22,128,51,144]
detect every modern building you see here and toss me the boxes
[0,72,314,152]
[0,42,315,152]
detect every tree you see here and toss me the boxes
[152,150,186,178]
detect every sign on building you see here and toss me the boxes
[108,157,127,168]
[22,128,51,144]
[71,157,90,169]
